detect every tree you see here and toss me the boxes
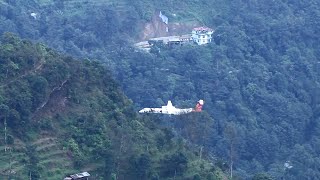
[252,173,274,180]
[104,151,115,180]
[224,122,238,179]
[28,75,48,110]
[26,145,41,180]
[176,112,214,149]
[0,104,9,152]
[161,152,188,178]
[130,154,151,179]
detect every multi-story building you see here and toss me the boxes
[191,27,214,45]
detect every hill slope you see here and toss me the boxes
[1,0,320,179]
[0,33,225,180]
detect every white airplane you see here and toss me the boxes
[139,100,204,115]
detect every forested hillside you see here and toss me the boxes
[1,0,320,179]
[0,34,224,179]
[119,1,320,179]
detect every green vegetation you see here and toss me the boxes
[0,33,223,179]
[0,0,320,179]
[115,1,320,179]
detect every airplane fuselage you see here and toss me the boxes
[139,101,193,115]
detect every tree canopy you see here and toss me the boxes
[0,0,320,179]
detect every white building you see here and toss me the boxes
[64,172,90,180]
[191,27,214,45]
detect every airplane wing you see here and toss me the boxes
[139,108,163,114]
[139,108,193,115]
[170,108,193,115]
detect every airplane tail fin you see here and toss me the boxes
[194,99,204,112]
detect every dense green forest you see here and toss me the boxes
[1,0,320,179]
[0,33,224,179]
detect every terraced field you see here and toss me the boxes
[0,142,28,179]
[0,136,74,180]
[33,137,74,179]
[37,0,127,10]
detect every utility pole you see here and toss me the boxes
[230,146,233,179]
[4,110,8,152]
[9,148,13,176]
[199,146,203,161]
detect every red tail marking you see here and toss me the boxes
[194,103,203,112]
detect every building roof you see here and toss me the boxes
[193,26,213,32]
[70,172,90,179]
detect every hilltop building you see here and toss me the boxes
[64,172,90,180]
[134,26,214,51]
[191,27,214,45]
